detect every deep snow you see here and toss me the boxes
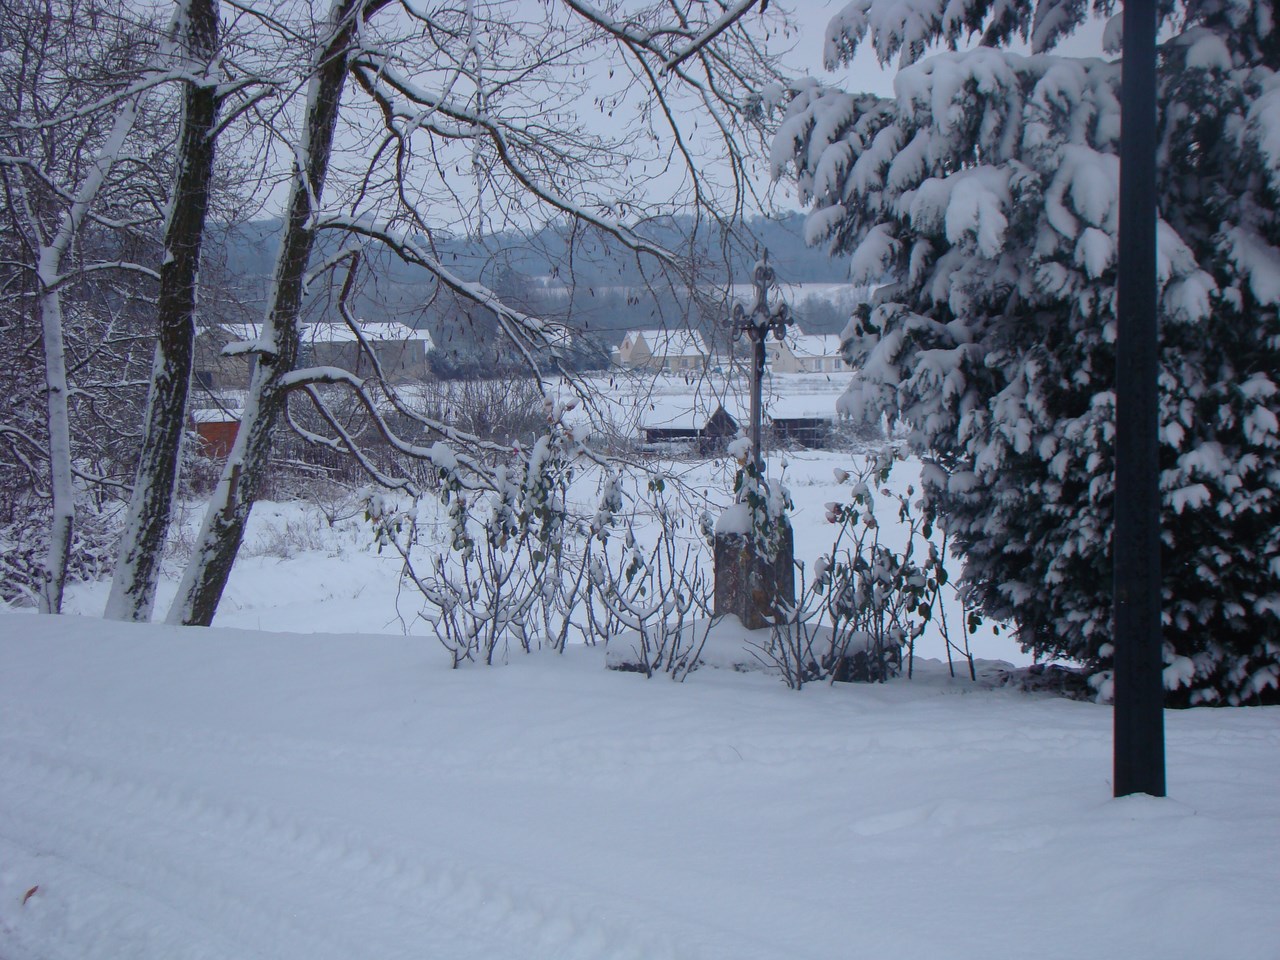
[3,434,1277,958]
[2,613,1277,959]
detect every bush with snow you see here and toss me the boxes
[363,403,716,676]
[761,451,981,689]
[365,405,588,665]
[773,0,1280,705]
[0,501,117,607]
[723,437,793,561]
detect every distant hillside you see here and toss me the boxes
[202,212,856,350]
[211,212,843,283]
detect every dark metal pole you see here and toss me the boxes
[1113,0,1166,798]
[750,333,764,476]
[732,251,789,478]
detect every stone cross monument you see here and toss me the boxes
[713,251,795,629]
[732,251,792,475]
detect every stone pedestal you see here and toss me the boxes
[713,520,795,630]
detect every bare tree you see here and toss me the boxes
[168,0,394,625]
[165,0,787,625]
[105,0,224,620]
[0,0,174,611]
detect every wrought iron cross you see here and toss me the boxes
[728,250,792,475]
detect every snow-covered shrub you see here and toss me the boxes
[411,378,548,449]
[367,398,717,677]
[0,501,117,607]
[723,436,794,562]
[244,513,335,560]
[818,455,964,683]
[589,476,714,681]
[773,1,1280,705]
[370,405,588,665]
[753,563,829,690]
[0,514,48,607]
[757,453,980,689]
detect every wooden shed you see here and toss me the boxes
[190,408,240,459]
[639,404,738,456]
[770,416,832,449]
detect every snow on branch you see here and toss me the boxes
[661,0,767,72]
[315,214,567,374]
[12,68,207,132]
[824,0,1101,69]
[278,362,532,476]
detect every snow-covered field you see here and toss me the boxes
[51,444,1025,664]
[2,428,1278,958]
[2,614,1277,959]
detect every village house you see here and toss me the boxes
[765,334,847,374]
[616,329,711,373]
[194,320,435,391]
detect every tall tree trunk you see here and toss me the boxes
[37,272,74,615]
[168,0,386,626]
[23,95,144,614]
[106,0,220,621]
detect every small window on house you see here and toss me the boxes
[194,369,214,390]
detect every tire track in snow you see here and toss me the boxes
[0,749,371,960]
[0,741,686,960]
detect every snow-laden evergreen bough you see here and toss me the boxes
[773,0,1280,705]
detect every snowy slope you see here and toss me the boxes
[2,614,1277,960]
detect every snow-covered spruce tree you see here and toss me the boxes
[773,1,1280,705]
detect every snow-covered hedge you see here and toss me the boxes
[773,0,1280,705]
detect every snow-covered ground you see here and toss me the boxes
[2,613,1277,959]
[3,438,1278,958]
[51,447,1027,665]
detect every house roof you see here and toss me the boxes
[209,322,434,350]
[625,329,708,358]
[785,334,844,358]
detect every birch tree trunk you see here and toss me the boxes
[36,267,75,615]
[106,0,220,621]
[24,97,144,613]
[168,0,386,626]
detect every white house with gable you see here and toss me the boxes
[197,320,435,389]
[617,329,710,373]
[766,334,847,374]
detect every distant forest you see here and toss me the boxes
[202,213,858,374]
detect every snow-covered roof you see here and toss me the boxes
[625,329,708,358]
[210,322,433,349]
[629,378,841,432]
[786,334,844,359]
[316,321,434,347]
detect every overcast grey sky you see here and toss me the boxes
[776,0,897,96]
[243,2,1111,226]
